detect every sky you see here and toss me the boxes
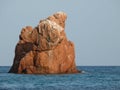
[0,0,120,66]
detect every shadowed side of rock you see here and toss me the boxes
[9,11,80,74]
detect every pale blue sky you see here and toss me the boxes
[0,0,120,66]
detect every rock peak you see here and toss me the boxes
[9,12,80,74]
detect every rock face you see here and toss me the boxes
[9,12,79,74]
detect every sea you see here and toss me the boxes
[0,66,120,90]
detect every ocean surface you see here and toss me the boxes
[0,66,120,90]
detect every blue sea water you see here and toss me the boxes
[0,66,120,90]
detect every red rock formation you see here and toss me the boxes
[9,11,80,74]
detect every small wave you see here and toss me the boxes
[81,70,86,74]
[81,70,90,74]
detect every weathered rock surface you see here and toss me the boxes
[9,12,79,74]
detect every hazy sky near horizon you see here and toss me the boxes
[0,0,120,66]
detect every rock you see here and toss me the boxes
[9,11,80,74]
